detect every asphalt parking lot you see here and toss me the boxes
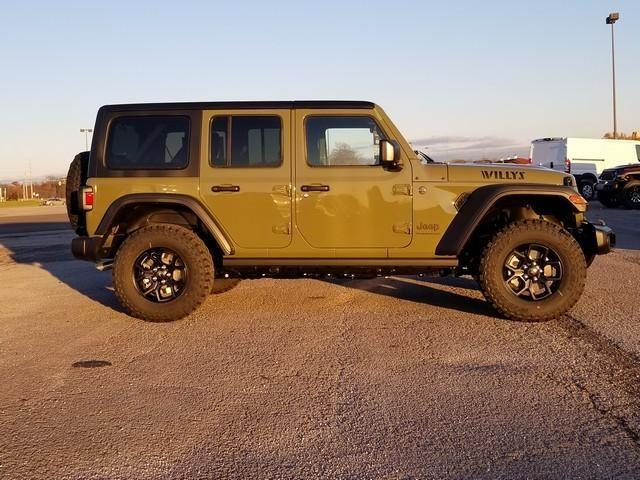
[1,204,639,479]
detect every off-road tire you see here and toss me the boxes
[579,179,595,201]
[598,192,620,209]
[622,182,640,210]
[65,151,90,230]
[211,278,241,294]
[113,224,214,321]
[479,219,586,322]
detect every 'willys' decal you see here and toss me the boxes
[481,170,526,180]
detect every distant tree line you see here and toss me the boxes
[0,177,65,201]
[602,131,639,140]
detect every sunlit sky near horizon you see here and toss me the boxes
[0,0,638,180]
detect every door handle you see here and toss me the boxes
[300,184,330,192]
[211,185,240,193]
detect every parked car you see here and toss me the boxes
[42,197,65,206]
[596,164,640,209]
[530,137,640,200]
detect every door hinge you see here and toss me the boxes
[272,184,291,196]
[392,184,412,196]
[392,222,412,234]
[272,224,291,235]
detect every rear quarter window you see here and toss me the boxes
[106,116,190,170]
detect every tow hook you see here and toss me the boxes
[96,260,114,272]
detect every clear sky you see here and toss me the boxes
[0,0,638,179]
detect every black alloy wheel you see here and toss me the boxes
[134,247,188,303]
[503,243,563,301]
[623,183,640,209]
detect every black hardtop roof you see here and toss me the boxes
[100,100,376,112]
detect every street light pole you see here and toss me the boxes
[606,12,620,139]
[80,128,93,151]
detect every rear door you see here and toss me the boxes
[199,109,292,249]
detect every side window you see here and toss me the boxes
[636,145,640,162]
[210,116,281,167]
[107,116,189,169]
[306,116,384,166]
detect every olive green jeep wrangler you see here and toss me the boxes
[66,101,614,322]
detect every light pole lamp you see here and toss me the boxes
[606,12,619,139]
[80,128,93,151]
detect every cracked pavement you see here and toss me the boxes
[0,204,639,479]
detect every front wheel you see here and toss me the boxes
[113,224,214,321]
[622,182,640,210]
[478,220,586,322]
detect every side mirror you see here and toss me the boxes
[380,139,401,170]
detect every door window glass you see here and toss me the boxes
[306,116,385,166]
[210,116,281,167]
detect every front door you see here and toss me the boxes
[294,111,413,249]
[200,109,292,249]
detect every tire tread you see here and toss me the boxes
[113,224,214,321]
[478,219,586,322]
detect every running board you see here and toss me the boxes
[223,258,458,267]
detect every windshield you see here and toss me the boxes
[414,150,436,164]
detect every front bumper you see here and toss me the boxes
[578,222,616,256]
[595,180,619,193]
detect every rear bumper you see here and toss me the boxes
[71,236,104,262]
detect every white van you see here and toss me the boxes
[530,137,640,199]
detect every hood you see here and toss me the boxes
[444,162,571,186]
[604,164,640,173]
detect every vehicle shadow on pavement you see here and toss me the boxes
[43,261,124,313]
[329,275,499,318]
[0,231,124,314]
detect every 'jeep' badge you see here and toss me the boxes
[481,170,526,180]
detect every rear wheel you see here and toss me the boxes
[622,182,640,210]
[113,224,214,321]
[479,220,586,322]
[598,192,621,208]
[579,179,595,201]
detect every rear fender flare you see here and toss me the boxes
[95,194,233,255]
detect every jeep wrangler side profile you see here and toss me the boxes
[67,101,614,322]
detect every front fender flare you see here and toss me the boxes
[435,184,583,256]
